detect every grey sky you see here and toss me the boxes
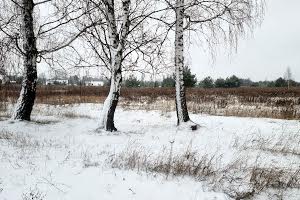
[189,0,300,82]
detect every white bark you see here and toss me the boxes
[13,0,38,120]
[99,49,122,131]
[13,54,37,119]
[174,0,198,130]
[285,67,292,90]
[175,0,189,123]
[99,0,130,131]
[175,0,184,123]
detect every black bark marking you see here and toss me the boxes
[106,91,119,132]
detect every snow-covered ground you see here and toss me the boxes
[0,103,299,200]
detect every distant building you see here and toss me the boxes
[86,80,105,86]
[46,79,68,85]
[44,76,105,86]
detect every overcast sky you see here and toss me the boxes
[189,0,300,82]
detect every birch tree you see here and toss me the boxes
[284,66,292,90]
[0,0,96,120]
[164,0,265,129]
[79,0,170,131]
[98,0,130,131]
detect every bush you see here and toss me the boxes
[124,74,141,87]
[162,76,175,87]
[183,66,197,87]
[225,75,241,88]
[275,77,287,87]
[199,76,214,88]
[215,78,226,88]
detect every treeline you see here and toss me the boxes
[2,70,299,89]
[124,66,198,88]
[0,75,106,86]
[124,75,300,88]
[123,67,300,88]
[198,76,300,88]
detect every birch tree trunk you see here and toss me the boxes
[13,0,37,120]
[175,0,190,125]
[174,0,198,130]
[99,50,122,131]
[99,0,130,131]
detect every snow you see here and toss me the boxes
[0,103,299,199]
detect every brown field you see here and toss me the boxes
[1,84,300,119]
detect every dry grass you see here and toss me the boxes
[109,141,300,199]
[216,159,300,199]
[240,132,300,157]
[22,188,45,200]
[109,143,219,180]
[81,149,100,168]
[0,129,63,150]
[1,84,300,100]
[222,131,300,199]
[0,102,11,121]
[60,111,92,119]
[250,167,300,190]
[0,130,13,140]
[1,104,93,120]
[7,132,41,149]
[32,119,60,125]
[0,102,6,111]
[1,85,300,119]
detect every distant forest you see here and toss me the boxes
[1,66,299,88]
[125,67,300,88]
